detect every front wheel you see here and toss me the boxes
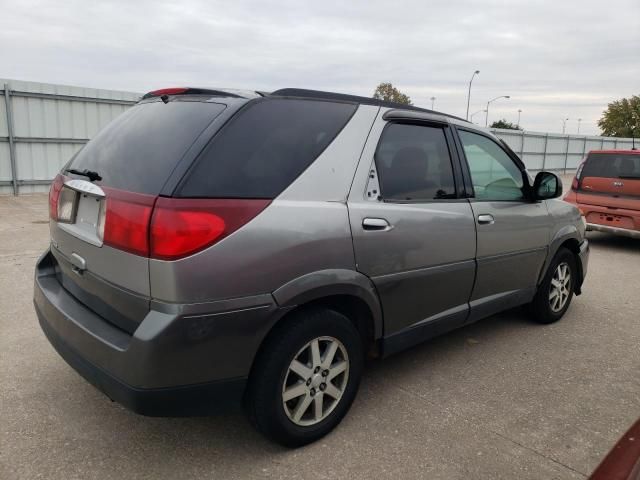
[245,308,364,447]
[529,247,577,324]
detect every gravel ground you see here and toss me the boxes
[1,190,638,480]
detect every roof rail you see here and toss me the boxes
[270,88,469,123]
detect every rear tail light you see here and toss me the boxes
[572,161,586,190]
[100,189,156,257]
[150,198,270,260]
[96,189,270,260]
[48,174,65,220]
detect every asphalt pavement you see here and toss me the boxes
[1,190,638,480]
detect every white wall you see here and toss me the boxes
[0,79,140,194]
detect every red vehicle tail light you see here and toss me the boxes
[149,198,270,260]
[572,161,586,190]
[48,174,65,220]
[101,188,156,257]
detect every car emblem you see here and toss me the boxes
[613,181,624,187]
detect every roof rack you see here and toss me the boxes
[270,88,469,123]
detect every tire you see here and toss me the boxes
[529,247,577,324]
[245,307,364,447]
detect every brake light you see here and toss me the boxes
[149,198,270,260]
[572,161,586,190]
[48,174,65,220]
[148,87,188,97]
[101,188,156,256]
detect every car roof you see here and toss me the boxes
[588,150,640,155]
[270,88,469,124]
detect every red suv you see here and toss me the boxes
[565,150,640,239]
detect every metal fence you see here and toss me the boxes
[490,128,637,173]
[0,79,139,195]
[1,79,638,195]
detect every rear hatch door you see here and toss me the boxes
[577,152,640,209]
[50,97,228,333]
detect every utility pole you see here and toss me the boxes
[465,70,480,120]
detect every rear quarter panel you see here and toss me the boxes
[149,105,380,303]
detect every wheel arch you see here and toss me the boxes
[538,226,584,293]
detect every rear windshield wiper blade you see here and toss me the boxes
[619,175,640,179]
[65,168,102,182]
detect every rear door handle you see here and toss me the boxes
[477,214,495,225]
[362,218,393,231]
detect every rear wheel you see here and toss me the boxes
[529,247,576,324]
[245,308,363,447]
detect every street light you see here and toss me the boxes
[562,117,569,134]
[430,96,436,110]
[577,118,582,134]
[517,109,522,127]
[485,95,510,126]
[470,109,486,124]
[465,70,480,120]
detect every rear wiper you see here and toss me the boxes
[65,168,102,182]
[619,175,640,179]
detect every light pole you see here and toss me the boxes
[577,118,582,134]
[562,117,569,134]
[485,95,510,127]
[465,70,480,120]
[430,97,436,110]
[517,109,522,128]
[470,109,486,124]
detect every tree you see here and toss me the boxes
[598,95,640,137]
[490,119,521,130]
[372,82,412,105]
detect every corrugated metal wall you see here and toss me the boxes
[0,79,139,194]
[490,128,637,172]
[1,79,638,195]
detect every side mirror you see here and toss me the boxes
[532,171,563,200]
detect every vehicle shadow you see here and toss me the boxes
[586,231,640,252]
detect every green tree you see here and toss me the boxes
[490,119,521,130]
[372,82,412,105]
[598,95,640,137]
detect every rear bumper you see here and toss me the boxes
[34,249,284,416]
[587,223,640,239]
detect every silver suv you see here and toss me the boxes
[34,87,589,446]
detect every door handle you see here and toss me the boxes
[362,217,393,231]
[477,214,495,225]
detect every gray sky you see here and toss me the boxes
[2,0,638,134]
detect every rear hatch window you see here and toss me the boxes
[176,98,357,198]
[579,153,640,200]
[67,99,227,194]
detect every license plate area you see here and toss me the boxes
[587,212,634,229]
[57,180,106,247]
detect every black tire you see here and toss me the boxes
[245,307,364,447]
[529,247,577,324]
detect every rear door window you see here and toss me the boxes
[177,98,357,198]
[67,99,226,194]
[582,153,640,179]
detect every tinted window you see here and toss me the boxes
[375,123,456,201]
[582,153,640,179]
[459,130,524,201]
[67,100,226,194]
[178,98,357,198]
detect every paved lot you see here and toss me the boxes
[1,192,639,480]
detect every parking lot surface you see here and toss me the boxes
[1,192,639,480]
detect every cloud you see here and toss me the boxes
[1,0,638,134]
